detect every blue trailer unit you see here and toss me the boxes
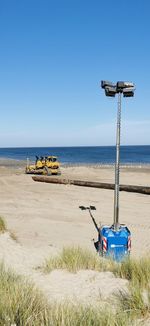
[99,225,131,262]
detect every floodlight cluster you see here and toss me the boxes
[101,80,135,97]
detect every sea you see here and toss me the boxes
[0,146,150,165]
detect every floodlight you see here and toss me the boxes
[117,81,134,89]
[123,87,134,97]
[101,80,116,89]
[105,86,116,97]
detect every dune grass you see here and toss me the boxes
[0,261,131,326]
[0,260,147,326]
[42,246,116,273]
[48,303,131,326]
[117,285,150,320]
[42,246,150,289]
[40,246,150,324]
[0,254,150,325]
[0,216,18,241]
[0,216,7,233]
[0,263,51,326]
[114,256,150,288]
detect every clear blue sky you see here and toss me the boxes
[0,0,150,147]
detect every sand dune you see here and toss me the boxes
[0,163,149,303]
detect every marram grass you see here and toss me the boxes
[1,246,150,325]
[42,246,150,290]
[114,256,150,288]
[0,262,132,326]
[0,216,18,240]
[0,263,50,326]
[48,303,131,326]
[117,285,150,320]
[0,216,7,233]
[42,246,116,273]
[41,246,150,323]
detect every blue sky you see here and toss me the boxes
[0,0,150,147]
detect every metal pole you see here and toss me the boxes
[113,92,121,230]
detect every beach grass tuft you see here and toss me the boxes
[114,256,150,288]
[0,216,18,241]
[42,246,115,273]
[0,260,132,326]
[0,262,51,326]
[1,252,150,325]
[0,216,7,233]
[42,246,150,292]
[117,284,150,320]
[48,303,131,326]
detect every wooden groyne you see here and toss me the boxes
[32,176,150,195]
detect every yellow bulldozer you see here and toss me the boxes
[25,155,61,175]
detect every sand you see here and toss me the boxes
[0,161,149,304]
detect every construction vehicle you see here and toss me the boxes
[25,155,61,175]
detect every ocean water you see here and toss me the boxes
[0,146,150,165]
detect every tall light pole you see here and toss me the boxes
[80,80,135,262]
[101,81,135,231]
[114,91,121,231]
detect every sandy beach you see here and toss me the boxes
[0,161,150,304]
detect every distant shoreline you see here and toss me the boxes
[0,157,150,171]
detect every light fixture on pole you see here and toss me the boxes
[98,80,135,261]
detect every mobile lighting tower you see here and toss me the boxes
[98,80,135,261]
[80,81,135,261]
